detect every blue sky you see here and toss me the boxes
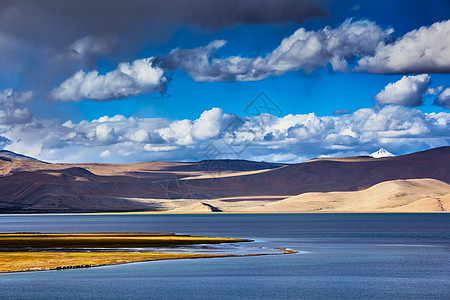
[0,0,449,163]
[43,0,450,121]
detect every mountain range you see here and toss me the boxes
[0,147,449,213]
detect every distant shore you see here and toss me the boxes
[0,209,390,214]
[84,211,449,214]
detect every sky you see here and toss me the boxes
[0,0,449,163]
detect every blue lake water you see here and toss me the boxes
[0,213,449,299]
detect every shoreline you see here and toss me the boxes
[85,211,450,215]
[0,248,298,274]
[1,211,448,216]
[0,233,297,274]
[0,252,233,274]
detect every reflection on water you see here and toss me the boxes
[4,243,291,255]
[129,243,292,255]
[0,213,449,300]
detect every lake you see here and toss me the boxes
[0,213,449,299]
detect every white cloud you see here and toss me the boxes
[434,87,450,109]
[259,18,390,74]
[49,57,166,101]
[94,123,118,143]
[357,20,450,74]
[191,107,227,140]
[156,19,391,81]
[126,129,149,143]
[253,153,302,163]
[156,119,194,146]
[143,145,178,152]
[94,115,127,123]
[1,106,448,164]
[373,74,431,107]
[157,19,450,82]
[428,86,444,96]
[100,149,111,158]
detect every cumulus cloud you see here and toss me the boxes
[357,20,450,74]
[259,19,391,74]
[0,0,325,92]
[434,87,450,109]
[155,19,392,81]
[1,106,449,163]
[191,108,231,140]
[49,58,166,101]
[156,19,450,82]
[373,74,431,107]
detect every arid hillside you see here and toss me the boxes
[0,147,449,213]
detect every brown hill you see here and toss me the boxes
[0,147,448,213]
[0,157,284,212]
[0,156,283,178]
[171,146,450,200]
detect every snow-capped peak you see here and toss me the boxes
[370,148,395,158]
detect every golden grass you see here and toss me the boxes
[0,251,231,273]
[0,233,299,273]
[0,233,250,248]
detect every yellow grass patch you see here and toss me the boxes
[0,233,250,248]
[0,233,298,273]
[0,251,230,273]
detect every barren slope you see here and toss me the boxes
[232,178,450,212]
[0,147,448,213]
[174,146,450,198]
